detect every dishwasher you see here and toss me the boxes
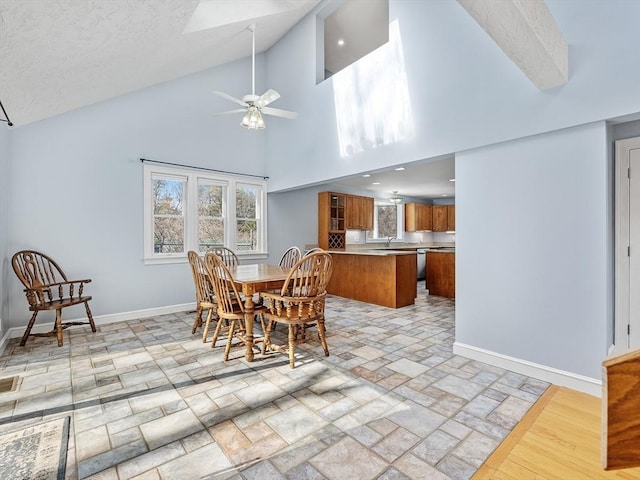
[416,249,427,281]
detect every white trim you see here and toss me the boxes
[0,302,196,356]
[453,342,602,397]
[613,137,640,354]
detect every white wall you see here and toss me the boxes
[264,0,640,191]
[0,124,9,338]
[5,56,268,328]
[455,122,610,380]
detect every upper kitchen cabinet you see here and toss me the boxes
[447,205,455,231]
[319,192,374,249]
[433,204,455,232]
[405,203,433,231]
[346,194,374,230]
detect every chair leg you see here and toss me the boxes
[55,309,64,347]
[192,304,203,334]
[210,313,225,348]
[223,320,236,361]
[85,301,96,332]
[261,318,272,355]
[202,307,214,343]
[20,311,39,346]
[288,324,296,368]
[318,317,329,357]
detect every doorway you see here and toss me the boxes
[615,136,640,351]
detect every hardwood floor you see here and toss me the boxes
[474,385,640,479]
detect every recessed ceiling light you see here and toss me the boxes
[337,39,345,46]
[449,178,455,182]
[441,194,448,197]
[362,174,371,178]
[372,182,381,185]
[395,167,405,171]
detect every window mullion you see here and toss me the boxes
[186,173,198,252]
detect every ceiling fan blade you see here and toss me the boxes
[213,108,246,116]
[213,91,248,107]
[262,106,298,119]
[256,89,280,107]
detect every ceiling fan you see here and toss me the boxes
[213,24,298,130]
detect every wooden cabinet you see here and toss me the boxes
[432,204,455,232]
[405,203,433,231]
[319,192,374,249]
[318,192,346,250]
[346,194,374,230]
[426,251,455,298]
[447,205,455,231]
[432,205,448,232]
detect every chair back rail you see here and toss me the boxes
[207,247,239,268]
[279,246,302,269]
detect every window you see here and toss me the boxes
[367,200,403,242]
[321,0,389,80]
[144,164,267,263]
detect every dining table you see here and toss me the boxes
[229,263,290,361]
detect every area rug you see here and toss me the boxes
[0,416,70,480]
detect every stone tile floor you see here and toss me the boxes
[0,286,549,479]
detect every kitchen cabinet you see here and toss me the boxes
[432,204,455,232]
[318,192,346,250]
[447,205,455,231]
[318,192,374,249]
[432,205,448,232]
[328,250,417,307]
[405,203,433,231]
[426,251,455,298]
[346,194,374,230]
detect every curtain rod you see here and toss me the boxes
[0,100,13,127]
[139,158,268,180]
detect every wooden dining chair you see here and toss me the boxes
[279,246,302,269]
[260,251,333,368]
[204,252,267,360]
[303,247,325,257]
[11,250,96,347]
[188,251,225,345]
[208,247,239,268]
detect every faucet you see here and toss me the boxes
[385,236,396,247]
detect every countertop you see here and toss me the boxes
[328,249,417,256]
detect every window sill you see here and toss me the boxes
[144,252,269,265]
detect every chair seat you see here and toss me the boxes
[28,295,92,311]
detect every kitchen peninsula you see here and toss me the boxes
[327,250,417,308]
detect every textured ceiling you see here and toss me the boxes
[0,0,321,127]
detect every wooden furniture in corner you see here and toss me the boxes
[602,348,640,470]
[11,250,96,347]
[318,192,374,249]
[405,203,433,231]
[447,204,455,231]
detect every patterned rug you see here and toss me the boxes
[0,416,70,480]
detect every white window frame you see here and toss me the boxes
[143,164,268,264]
[366,199,404,243]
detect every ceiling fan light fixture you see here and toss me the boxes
[240,106,265,130]
[389,191,402,204]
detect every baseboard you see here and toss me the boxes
[453,342,602,397]
[0,302,196,356]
